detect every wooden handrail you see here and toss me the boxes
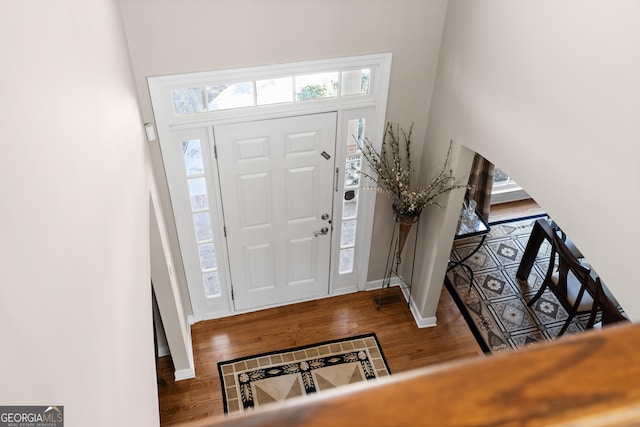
[182,323,640,427]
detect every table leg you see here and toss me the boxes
[448,235,487,289]
[516,219,549,281]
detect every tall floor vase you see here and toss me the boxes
[376,208,421,309]
[394,210,421,264]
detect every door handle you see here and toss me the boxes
[314,227,329,237]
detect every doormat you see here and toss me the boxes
[217,333,390,413]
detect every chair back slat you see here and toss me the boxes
[551,232,591,300]
[587,277,629,328]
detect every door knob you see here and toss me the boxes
[314,227,329,237]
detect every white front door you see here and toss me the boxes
[214,113,337,311]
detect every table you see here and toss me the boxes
[515,218,555,281]
[516,217,600,297]
[517,217,626,329]
[448,205,491,288]
[515,217,583,281]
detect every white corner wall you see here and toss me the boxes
[0,1,159,425]
[421,0,640,321]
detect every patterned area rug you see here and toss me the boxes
[445,215,595,353]
[217,334,390,413]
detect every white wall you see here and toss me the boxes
[0,1,159,425]
[117,0,449,309]
[419,0,640,320]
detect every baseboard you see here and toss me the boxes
[397,285,438,328]
[410,306,437,328]
[366,277,403,291]
[174,321,196,381]
[174,367,195,381]
[366,278,437,328]
[331,286,358,296]
[157,345,170,357]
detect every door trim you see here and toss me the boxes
[149,53,392,321]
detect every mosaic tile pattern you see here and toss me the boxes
[446,216,595,352]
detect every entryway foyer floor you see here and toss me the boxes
[157,286,482,426]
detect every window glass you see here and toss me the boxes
[193,212,213,242]
[341,220,357,247]
[341,69,370,96]
[172,67,371,117]
[172,88,206,115]
[342,190,358,219]
[198,243,217,271]
[182,140,204,175]
[339,117,366,276]
[256,77,293,105]
[188,178,208,211]
[346,118,365,154]
[493,168,511,186]
[207,82,254,111]
[203,271,221,298]
[295,72,338,101]
[339,248,354,274]
[344,156,361,187]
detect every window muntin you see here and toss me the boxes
[170,68,372,117]
[339,117,366,274]
[183,138,221,298]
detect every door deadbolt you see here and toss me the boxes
[321,151,331,160]
[321,213,330,220]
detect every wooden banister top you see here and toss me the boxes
[184,323,640,427]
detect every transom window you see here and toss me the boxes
[170,69,371,116]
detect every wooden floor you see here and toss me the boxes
[157,287,483,426]
[156,199,541,426]
[488,198,545,223]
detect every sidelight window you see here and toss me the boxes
[339,118,366,274]
[183,139,221,298]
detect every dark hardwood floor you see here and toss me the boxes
[157,199,540,426]
[157,287,483,426]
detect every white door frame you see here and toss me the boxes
[149,53,392,321]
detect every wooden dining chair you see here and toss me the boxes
[586,276,629,329]
[528,232,593,337]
